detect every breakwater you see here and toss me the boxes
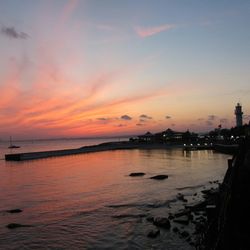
[5,140,238,161]
[5,142,138,161]
[5,142,181,161]
[201,138,250,249]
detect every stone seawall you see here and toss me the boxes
[5,142,182,161]
[202,138,250,249]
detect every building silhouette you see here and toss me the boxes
[235,103,243,127]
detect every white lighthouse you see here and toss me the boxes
[235,103,243,127]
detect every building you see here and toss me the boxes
[235,103,243,127]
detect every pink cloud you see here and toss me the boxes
[135,24,176,38]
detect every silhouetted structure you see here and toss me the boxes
[202,137,250,250]
[136,129,198,143]
[235,103,243,127]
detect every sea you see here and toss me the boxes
[0,138,230,250]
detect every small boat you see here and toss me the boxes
[8,136,20,149]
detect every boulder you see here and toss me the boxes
[129,172,145,177]
[180,230,190,238]
[150,175,168,180]
[6,209,23,214]
[153,217,171,229]
[173,215,190,225]
[146,216,154,222]
[6,223,31,229]
[174,209,190,218]
[147,229,160,238]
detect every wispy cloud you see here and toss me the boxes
[97,117,109,121]
[140,114,152,119]
[208,115,217,121]
[135,24,176,38]
[1,26,29,39]
[121,115,132,120]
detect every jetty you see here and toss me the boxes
[5,141,182,161]
[5,142,138,161]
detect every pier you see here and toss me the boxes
[5,142,138,161]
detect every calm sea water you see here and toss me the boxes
[0,139,230,249]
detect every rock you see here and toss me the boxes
[185,201,207,211]
[201,188,219,196]
[174,209,190,218]
[129,172,145,177]
[180,230,190,238]
[153,217,171,229]
[168,214,174,220]
[173,227,179,233]
[150,175,168,180]
[173,215,189,225]
[176,193,188,202]
[146,216,154,222]
[6,223,31,229]
[147,229,160,238]
[6,209,23,214]
[195,222,205,233]
[189,213,194,221]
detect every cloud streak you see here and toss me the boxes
[121,115,132,120]
[1,26,29,39]
[140,114,152,119]
[135,24,176,38]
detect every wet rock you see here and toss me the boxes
[6,209,23,214]
[180,230,190,238]
[174,209,190,218]
[201,187,219,196]
[176,193,188,202]
[189,213,194,221]
[112,213,147,219]
[168,214,174,220]
[147,229,160,238]
[150,175,168,180]
[6,223,31,229]
[146,216,154,222]
[195,222,205,233]
[185,200,207,211]
[129,172,145,177]
[153,217,171,229]
[173,215,189,225]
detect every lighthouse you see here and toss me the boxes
[235,103,243,127]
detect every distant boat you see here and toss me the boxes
[8,136,20,149]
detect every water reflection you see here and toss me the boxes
[0,148,229,250]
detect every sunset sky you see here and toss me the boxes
[0,0,250,139]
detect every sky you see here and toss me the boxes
[0,0,250,139]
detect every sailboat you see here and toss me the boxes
[8,136,20,149]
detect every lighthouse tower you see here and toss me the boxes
[235,103,243,127]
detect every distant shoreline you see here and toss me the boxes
[5,141,184,161]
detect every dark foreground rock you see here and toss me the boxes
[6,209,23,214]
[150,175,168,180]
[129,172,145,177]
[6,223,32,229]
[153,217,171,229]
[147,229,160,238]
[173,215,190,225]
